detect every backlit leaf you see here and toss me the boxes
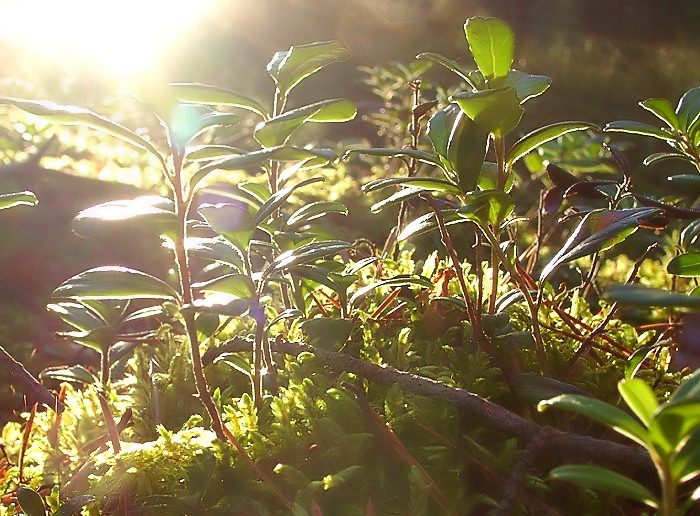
[668,253,700,277]
[0,191,37,210]
[267,41,350,95]
[199,202,256,254]
[641,98,680,130]
[448,110,490,192]
[618,378,658,427]
[72,196,177,238]
[604,285,700,310]
[169,83,267,118]
[507,122,599,166]
[604,120,676,142]
[464,17,514,80]
[53,267,179,301]
[254,99,356,147]
[452,87,524,137]
[458,190,514,227]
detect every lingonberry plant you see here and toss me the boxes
[0,16,698,516]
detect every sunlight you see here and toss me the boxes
[0,0,213,77]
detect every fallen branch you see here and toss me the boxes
[0,345,63,413]
[210,337,652,473]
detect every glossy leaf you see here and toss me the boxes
[40,365,98,385]
[300,317,354,349]
[254,177,324,225]
[192,273,254,298]
[0,191,37,210]
[507,122,599,166]
[286,201,348,228]
[448,110,490,193]
[346,147,443,168]
[415,52,473,84]
[464,17,514,80]
[55,495,97,516]
[369,187,422,214]
[267,41,350,95]
[15,487,47,516]
[398,209,468,242]
[53,267,179,301]
[350,275,432,307]
[676,87,700,131]
[604,285,700,310]
[198,203,256,254]
[267,240,352,275]
[641,98,680,129]
[514,373,591,404]
[548,465,658,508]
[644,152,691,166]
[618,378,658,427]
[362,176,461,195]
[671,426,700,483]
[72,196,177,238]
[506,70,551,103]
[427,104,457,161]
[650,402,700,456]
[452,87,524,137]
[604,120,676,142]
[47,301,105,331]
[539,208,661,283]
[668,253,700,277]
[192,293,250,317]
[169,83,267,118]
[478,161,514,192]
[254,99,356,147]
[665,368,700,407]
[186,237,244,270]
[457,190,514,227]
[538,394,647,446]
[0,97,166,170]
[186,144,246,162]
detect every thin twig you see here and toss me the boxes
[0,345,62,413]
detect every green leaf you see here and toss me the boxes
[362,176,461,195]
[198,203,257,254]
[415,52,473,84]
[267,240,352,276]
[254,177,324,225]
[668,253,700,277]
[604,285,700,310]
[345,147,443,168]
[641,98,680,130]
[398,209,468,241]
[72,196,178,238]
[505,69,551,103]
[192,294,250,317]
[0,191,37,210]
[40,365,98,385]
[286,201,348,228]
[671,426,700,484]
[457,190,514,227]
[507,122,599,166]
[53,267,179,301]
[349,275,432,307]
[254,98,356,147]
[452,87,524,137]
[538,394,648,446]
[300,317,354,349]
[513,373,590,405]
[477,161,514,192]
[267,41,350,95]
[618,378,658,427]
[0,97,167,171]
[644,152,692,166]
[16,487,47,516]
[676,87,700,131]
[448,110,490,193]
[186,237,244,270]
[464,17,514,80]
[539,208,661,283]
[650,402,700,456]
[369,187,422,214]
[55,495,97,516]
[169,83,267,118]
[186,144,245,162]
[192,273,254,298]
[604,120,676,142]
[427,104,455,162]
[548,465,658,508]
[666,369,700,407]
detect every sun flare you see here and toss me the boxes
[0,0,213,77]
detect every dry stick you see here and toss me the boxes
[0,345,63,413]
[413,420,560,516]
[563,243,659,379]
[97,393,121,454]
[18,403,37,484]
[344,382,447,510]
[479,224,547,363]
[262,339,653,473]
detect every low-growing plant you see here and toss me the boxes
[0,14,698,516]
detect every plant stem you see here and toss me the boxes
[171,147,226,441]
[479,224,547,362]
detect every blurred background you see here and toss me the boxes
[0,0,697,418]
